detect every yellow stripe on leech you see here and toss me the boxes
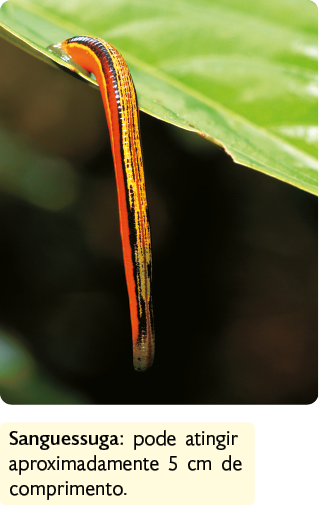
[94,40,152,321]
[82,39,152,358]
[105,43,152,328]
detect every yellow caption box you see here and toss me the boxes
[0,423,254,505]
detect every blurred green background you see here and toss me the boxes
[0,36,317,404]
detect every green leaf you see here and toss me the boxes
[0,0,317,194]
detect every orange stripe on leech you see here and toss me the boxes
[63,40,140,346]
[105,52,141,345]
[107,50,144,341]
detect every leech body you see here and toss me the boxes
[61,36,154,371]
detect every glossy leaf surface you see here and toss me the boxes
[0,0,317,193]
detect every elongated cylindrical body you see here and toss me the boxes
[61,36,154,371]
